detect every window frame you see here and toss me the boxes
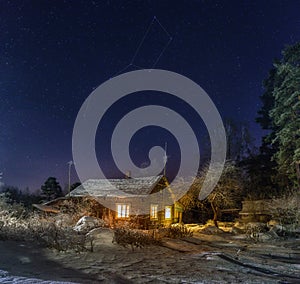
[150,204,158,219]
[116,203,130,218]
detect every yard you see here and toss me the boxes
[0,224,299,283]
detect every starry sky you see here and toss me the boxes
[0,0,300,191]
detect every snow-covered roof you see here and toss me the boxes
[69,175,164,198]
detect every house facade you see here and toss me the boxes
[69,175,183,228]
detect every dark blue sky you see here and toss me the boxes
[0,0,300,191]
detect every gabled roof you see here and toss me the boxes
[69,175,164,198]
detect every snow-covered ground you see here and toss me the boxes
[0,270,76,284]
[0,230,299,283]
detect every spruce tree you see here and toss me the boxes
[270,44,300,187]
[257,42,300,189]
[41,177,63,201]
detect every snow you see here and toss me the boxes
[0,229,299,283]
[0,270,77,284]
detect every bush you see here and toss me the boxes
[112,227,160,250]
[268,191,300,226]
[58,197,103,223]
[35,221,87,252]
[245,222,268,242]
[0,193,29,219]
[165,224,193,238]
[0,196,90,252]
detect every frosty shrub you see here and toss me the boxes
[58,197,103,223]
[36,221,87,252]
[112,227,160,251]
[165,224,193,238]
[245,222,268,242]
[0,214,88,251]
[269,191,300,226]
[0,193,28,219]
[0,194,30,241]
[0,195,90,252]
[113,214,146,229]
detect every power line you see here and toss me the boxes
[110,16,172,78]
[130,17,156,64]
[154,16,172,39]
[152,37,172,69]
[110,63,133,79]
[67,161,74,197]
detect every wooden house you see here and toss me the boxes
[69,175,183,228]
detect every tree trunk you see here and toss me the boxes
[210,201,219,228]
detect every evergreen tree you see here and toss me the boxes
[41,177,63,201]
[224,119,255,162]
[257,42,300,189]
[270,44,300,187]
[248,67,281,196]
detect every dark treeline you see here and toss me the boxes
[0,186,42,208]
[242,42,300,198]
[0,177,81,208]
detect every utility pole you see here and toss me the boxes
[67,161,74,197]
[0,172,3,189]
[163,142,168,177]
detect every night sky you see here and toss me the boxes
[1,0,300,191]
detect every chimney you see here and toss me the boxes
[125,170,131,179]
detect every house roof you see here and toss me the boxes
[69,175,164,198]
[32,203,60,213]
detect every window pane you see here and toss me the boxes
[117,204,122,217]
[150,204,158,219]
[125,205,129,217]
[122,205,124,217]
[165,206,171,219]
[117,204,130,218]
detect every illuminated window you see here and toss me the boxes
[117,204,130,218]
[165,206,172,219]
[150,204,158,219]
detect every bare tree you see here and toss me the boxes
[204,161,244,227]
